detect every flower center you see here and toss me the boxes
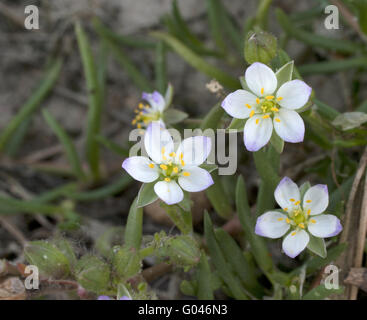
[248,93,284,124]
[281,198,316,232]
[132,103,161,129]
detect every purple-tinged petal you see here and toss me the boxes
[274,177,300,211]
[243,115,273,152]
[282,229,309,258]
[142,91,166,111]
[276,80,312,110]
[303,184,329,215]
[273,108,305,143]
[154,180,184,205]
[144,122,174,163]
[221,89,257,119]
[175,136,212,166]
[178,166,214,192]
[308,214,342,238]
[255,211,290,239]
[122,156,159,183]
[97,296,111,300]
[245,62,277,97]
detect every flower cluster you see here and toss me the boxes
[221,62,311,151]
[122,122,213,205]
[255,177,342,258]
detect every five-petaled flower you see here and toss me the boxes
[122,122,213,205]
[255,177,342,258]
[132,91,167,129]
[221,62,312,152]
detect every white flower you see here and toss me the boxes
[255,177,342,258]
[221,62,312,152]
[132,91,167,129]
[122,122,213,205]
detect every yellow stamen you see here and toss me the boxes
[138,103,144,109]
[307,209,311,215]
[161,147,165,154]
[249,110,255,118]
[277,96,283,101]
[256,118,260,124]
[286,218,290,224]
[131,119,137,125]
[277,217,284,221]
[306,200,312,203]
[173,167,179,173]
[271,107,279,112]
[183,172,190,177]
[291,231,297,236]
[169,152,176,157]
[160,164,168,170]
[134,109,139,113]
[261,88,264,95]
[180,153,184,159]
[284,208,288,211]
[310,219,316,224]
[290,198,295,202]
[294,200,300,205]
[265,95,274,100]
[148,163,155,168]
[245,104,252,109]
[137,124,142,129]
[256,98,260,104]
[298,223,305,229]
[181,160,185,166]
[262,114,270,119]
[164,178,171,182]
[275,118,281,123]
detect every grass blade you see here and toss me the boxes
[0,58,62,152]
[42,110,86,180]
[75,22,102,181]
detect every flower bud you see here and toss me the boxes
[75,255,110,294]
[24,241,70,278]
[158,235,201,270]
[112,246,141,279]
[244,30,277,65]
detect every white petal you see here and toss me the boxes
[308,214,342,238]
[144,122,174,163]
[175,136,211,166]
[273,108,305,143]
[178,166,214,192]
[276,80,312,110]
[154,180,184,205]
[255,211,290,239]
[221,90,258,119]
[243,115,273,152]
[302,184,329,215]
[142,91,166,111]
[274,177,300,211]
[122,156,158,183]
[282,229,309,258]
[245,62,277,97]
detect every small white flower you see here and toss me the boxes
[131,91,167,129]
[255,177,342,258]
[122,122,213,205]
[221,62,312,152]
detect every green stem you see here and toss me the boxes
[161,203,192,234]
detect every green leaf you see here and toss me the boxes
[42,110,86,180]
[112,246,142,279]
[124,197,144,249]
[302,284,344,300]
[137,182,158,208]
[161,203,193,234]
[236,176,273,273]
[163,109,188,124]
[75,22,102,181]
[332,112,367,131]
[196,252,214,300]
[299,181,311,201]
[226,118,247,131]
[204,212,249,300]
[307,235,327,258]
[269,130,284,154]
[177,191,193,212]
[164,83,174,109]
[151,31,240,89]
[275,60,294,89]
[206,172,233,220]
[95,135,129,157]
[206,0,226,53]
[95,227,124,258]
[0,58,62,152]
